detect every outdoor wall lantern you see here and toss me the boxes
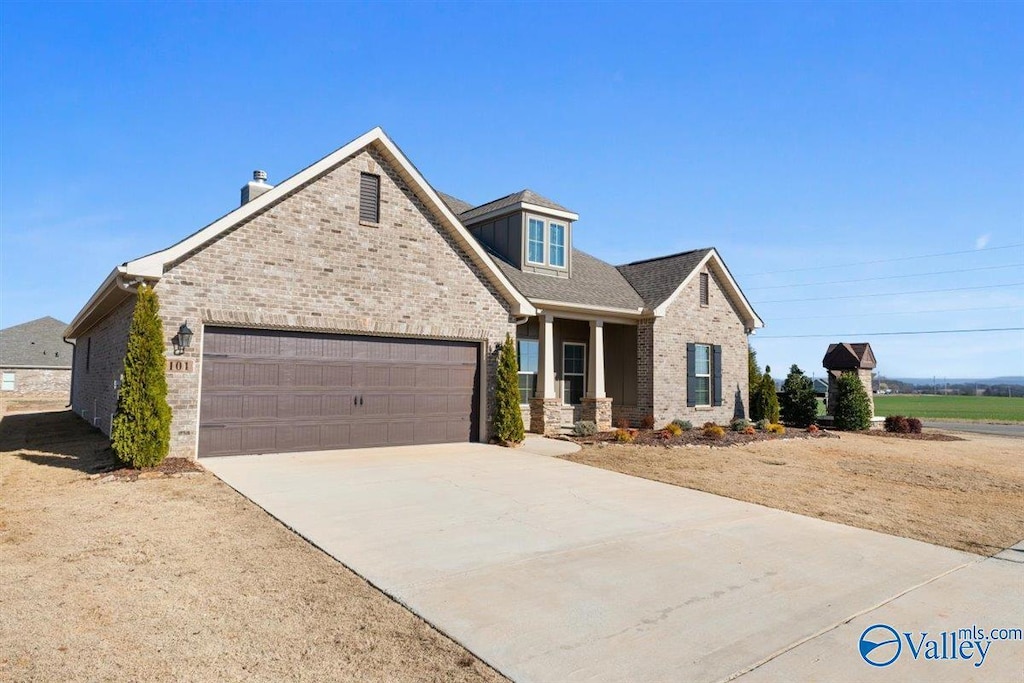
[172,321,194,355]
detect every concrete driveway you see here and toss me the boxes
[204,444,1022,682]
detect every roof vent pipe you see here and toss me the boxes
[241,170,273,206]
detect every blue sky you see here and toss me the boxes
[2,2,1022,379]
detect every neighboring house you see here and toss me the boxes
[64,128,763,458]
[0,317,73,399]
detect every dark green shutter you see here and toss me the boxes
[686,342,696,407]
[712,345,723,406]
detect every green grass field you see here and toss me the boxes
[872,395,1024,422]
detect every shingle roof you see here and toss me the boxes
[459,189,574,223]
[437,191,475,216]
[490,249,647,310]
[615,249,713,309]
[0,317,73,368]
[822,342,877,370]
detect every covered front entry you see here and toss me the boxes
[198,327,480,456]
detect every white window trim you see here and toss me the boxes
[562,341,586,405]
[548,221,567,269]
[694,343,712,407]
[526,217,546,265]
[517,339,539,406]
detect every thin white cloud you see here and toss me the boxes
[975,233,991,249]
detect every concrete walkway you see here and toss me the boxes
[205,444,1022,682]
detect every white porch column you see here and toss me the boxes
[587,319,606,399]
[538,313,556,399]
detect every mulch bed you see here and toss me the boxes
[856,430,964,442]
[569,426,838,448]
[88,455,205,482]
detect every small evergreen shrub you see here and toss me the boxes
[730,418,751,432]
[756,418,770,432]
[614,428,634,443]
[833,371,872,431]
[494,333,525,445]
[665,422,683,436]
[573,420,597,437]
[780,365,818,427]
[702,423,726,439]
[672,419,693,431]
[907,417,923,434]
[111,285,172,468]
[640,414,655,430]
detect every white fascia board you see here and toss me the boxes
[531,299,646,320]
[64,266,125,339]
[122,127,534,317]
[652,249,765,329]
[463,202,579,227]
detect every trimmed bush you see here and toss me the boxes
[665,422,683,436]
[672,419,693,431]
[752,366,779,424]
[780,365,818,427]
[494,333,525,445]
[614,428,634,443]
[807,424,820,433]
[573,420,597,437]
[884,415,910,434]
[730,418,750,432]
[748,348,762,418]
[640,414,655,430]
[743,425,756,435]
[615,416,630,430]
[907,417,923,434]
[832,371,872,431]
[755,418,770,432]
[111,285,172,468]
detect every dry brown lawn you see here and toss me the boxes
[561,431,1024,556]
[0,410,505,683]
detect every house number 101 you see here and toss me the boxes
[166,359,194,372]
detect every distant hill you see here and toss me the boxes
[885,376,1024,386]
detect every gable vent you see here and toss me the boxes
[360,173,380,223]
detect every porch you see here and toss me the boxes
[515,313,641,434]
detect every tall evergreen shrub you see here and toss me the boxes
[780,364,818,427]
[748,348,763,420]
[833,371,872,431]
[111,285,172,467]
[493,333,525,445]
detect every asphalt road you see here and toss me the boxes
[924,420,1024,438]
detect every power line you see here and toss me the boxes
[738,243,1024,277]
[754,282,1024,304]
[746,263,1023,291]
[754,327,1024,339]
[767,304,1024,321]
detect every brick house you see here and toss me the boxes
[0,317,73,400]
[64,128,763,458]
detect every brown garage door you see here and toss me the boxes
[198,327,480,457]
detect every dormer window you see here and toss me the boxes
[549,223,566,267]
[527,218,545,264]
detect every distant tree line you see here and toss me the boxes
[876,377,1020,397]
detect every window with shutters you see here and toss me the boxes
[694,344,711,406]
[699,272,709,306]
[359,173,380,223]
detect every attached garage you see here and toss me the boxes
[198,327,481,457]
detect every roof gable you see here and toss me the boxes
[66,128,537,338]
[459,189,578,224]
[823,342,876,370]
[0,316,72,368]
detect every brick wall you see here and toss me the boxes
[70,298,134,433]
[0,367,71,399]
[148,147,514,457]
[647,266,750,425]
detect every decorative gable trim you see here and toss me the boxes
[652,249,764,331]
